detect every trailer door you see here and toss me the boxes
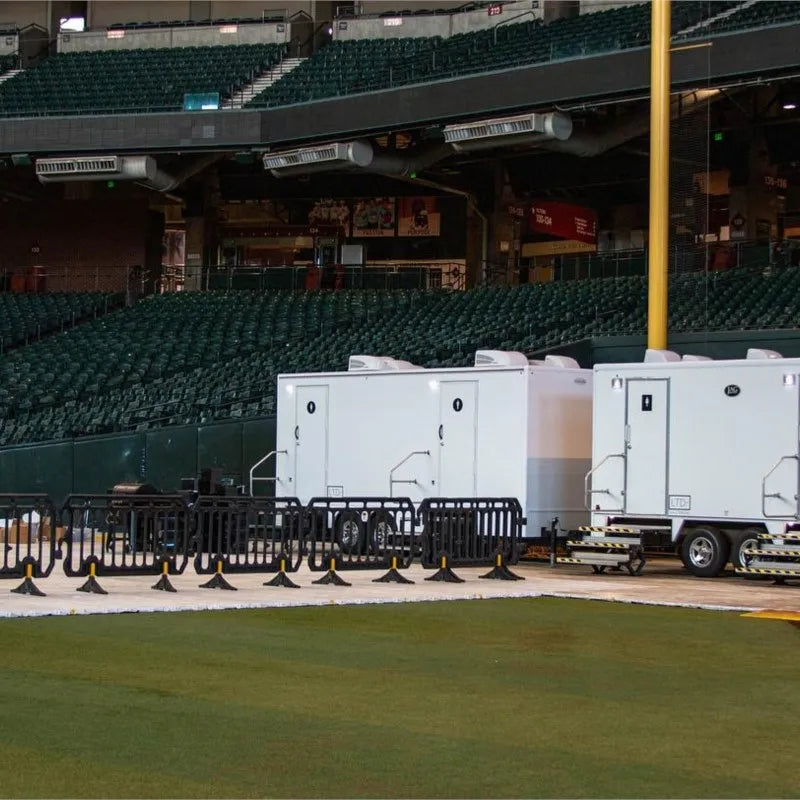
[625,378,669,515]
[293,385,329,501]
[438,381,478,496]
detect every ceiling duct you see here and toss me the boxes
[540,89,722,157]
[35,155,178,192]
[264,141,373,177]
[443,111,573,153]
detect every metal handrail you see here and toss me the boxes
[249,449,287,496]
[761,454,799,519]
[584,453,626,513]
[389,449,430,497]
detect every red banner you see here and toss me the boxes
[530,201,597,243]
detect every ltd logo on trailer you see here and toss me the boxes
[724,384,741,397]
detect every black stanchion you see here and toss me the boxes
[312,556,352,586]
[76,557,108,595]
[373,555,415,584]
[199,557,237,590]
[550,517,559,568]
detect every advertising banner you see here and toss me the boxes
[530,201,597,243]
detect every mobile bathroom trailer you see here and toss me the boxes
[584,348,800,578]
[272,350,593,543]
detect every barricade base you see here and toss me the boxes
[424,566,465,583]
[200,573,238,591]
[11,576,46,596]
[313,569,351,586]
[264,571,300,589]
[152,574,178,592]
[373,566,414,584]
[77,575,108,594]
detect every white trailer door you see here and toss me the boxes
[625,378,669,515]
[293,385,329,500]
[438,381,478,496]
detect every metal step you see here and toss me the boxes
[736,565,800,577]
[739,557,800,573]
[757,533,800,543]
[567,539,637,549]
[743,547,800,558]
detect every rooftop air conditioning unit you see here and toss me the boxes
[747,348,783,359]
[474,350,530,367]
[443,111,573,153]
[644,349,681,363]
[544,354,580,369]
[264,141,372,177]
[682,354,713,361]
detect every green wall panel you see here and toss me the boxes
[72,434,145,494]
[242,417,277,495]
[144,425,198,492]
[197,421,244,485]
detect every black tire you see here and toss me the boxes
[335,510,365,555]
[729,527,763,570]
[680,526,730,577]
[369,510,396,555]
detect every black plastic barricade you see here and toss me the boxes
[61,494,191,592]
[418,498,525,581]
[306,498,417,582]
[0,494,58,595]
[192,496,305,588]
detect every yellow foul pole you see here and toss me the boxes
[648,0,671,350]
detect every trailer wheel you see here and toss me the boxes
[369,510,396,554]
[335,511,365,555]
[729,528,763,569]
[681,527,730,577]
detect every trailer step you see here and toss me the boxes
[743,548,800,558]
[558,552,645,575]
[757,533,800,543]
[578,526,637,534]
[567,539,635,550]
[736,565,800,577]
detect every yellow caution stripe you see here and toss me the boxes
[743,549,800,557]
[567,540,632,550]
[578,526,636,534]
[735,566,800,576]
[757,533,800,541]
[557,557,593,564]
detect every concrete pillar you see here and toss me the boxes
[184,216,204,291]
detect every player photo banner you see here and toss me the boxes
[351,197,396,237]
[307,198,351,231]
[398,197,441,237]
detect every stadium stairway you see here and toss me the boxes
[220,57,306,110]
[2,266,800,447]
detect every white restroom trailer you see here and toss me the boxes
[273,351,593,541]
[586,348,800,577]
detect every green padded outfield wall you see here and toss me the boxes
[0,416,276,505]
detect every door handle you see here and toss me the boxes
[294,426,299,441]
[438,424,443,440]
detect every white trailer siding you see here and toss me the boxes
[591,357,800,535]
[275,362,593,536]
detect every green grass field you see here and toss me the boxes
[0,598,798,798]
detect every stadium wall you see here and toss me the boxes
[0,416,277,506]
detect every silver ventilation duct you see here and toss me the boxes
[539,89,722,158]
[35,155,179,192]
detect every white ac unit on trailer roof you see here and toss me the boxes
[682,354,713,361]
[747,348,783,359]
[544,354,580,369]
[644,349,681,363]
[347,355,419,372]
[474,350,529,367]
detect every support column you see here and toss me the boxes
[184,216,204,291]
[647,0,671,350]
